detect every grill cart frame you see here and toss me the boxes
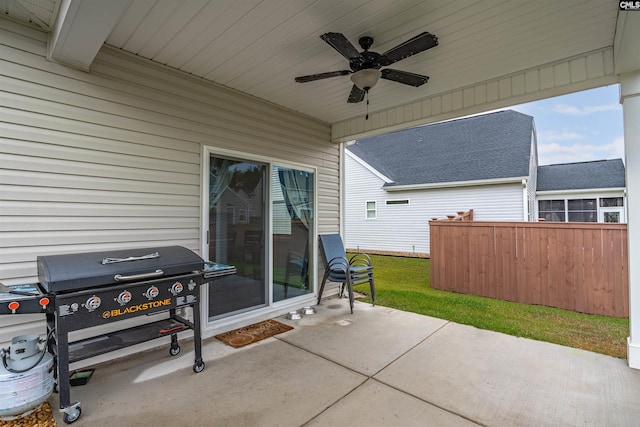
[37,246,205,424]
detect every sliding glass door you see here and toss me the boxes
[208,156,267,318]
[206,153,314,320]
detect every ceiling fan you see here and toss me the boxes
[295,31,438,103]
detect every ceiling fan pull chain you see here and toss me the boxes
[366,91,370,120]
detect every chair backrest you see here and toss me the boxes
[319,234,346,263]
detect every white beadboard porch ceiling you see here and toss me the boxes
[1,0,630,139]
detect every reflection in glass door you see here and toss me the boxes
[208,156,267,318]
[272,166,314,302]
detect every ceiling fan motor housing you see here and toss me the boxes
[358,36,374,50]
[351,49,390,71]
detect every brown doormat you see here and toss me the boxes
[0,401,56,427]
[215,319,293,348]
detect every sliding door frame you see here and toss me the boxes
[200,145,318,329]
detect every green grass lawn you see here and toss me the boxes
[350,254,629,359]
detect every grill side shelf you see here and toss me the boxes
[67,318,190,363]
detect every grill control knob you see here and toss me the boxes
[8,301,19,314]
[84,296,101,312]
[115,290,132,306]
[144,286,159,300]
[170,282,183,296]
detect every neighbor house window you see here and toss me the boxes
[538,200,565,222]
[366,201,377,219]
[603,212,621,223]
[567,199,596,222]
[600,197,624,207]
[540,197,623,223]
[386,199,410,205]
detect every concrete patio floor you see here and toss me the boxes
[50,298,640,426]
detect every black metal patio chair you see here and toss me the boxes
[317,234,376,313]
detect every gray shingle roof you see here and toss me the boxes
[536,159,626,191]
[347,110,534,187]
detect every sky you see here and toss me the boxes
[507,85,624,166]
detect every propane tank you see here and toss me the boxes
[0,335,54,419]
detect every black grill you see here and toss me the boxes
[0,246,237,423]
[8,246,208,424]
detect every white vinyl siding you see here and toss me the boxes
[345,152,524,255]
[0,19,337,345]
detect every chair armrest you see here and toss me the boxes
[327,256,350,272]
[349,253,372,267]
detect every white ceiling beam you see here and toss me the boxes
[47,0,131,71]
[614,10,640,75]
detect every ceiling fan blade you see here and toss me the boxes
[295,70,351,83]
[381,32,438,65]
[381,68,429,87]
[320,32,363,62]
[347,85,365,103]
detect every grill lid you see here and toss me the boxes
[38,246,204,293]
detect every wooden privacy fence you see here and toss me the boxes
[429,221,628,317]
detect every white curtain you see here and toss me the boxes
[278,168,312,229]
[210,158,235,208]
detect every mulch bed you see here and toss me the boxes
[0,402,56,427]
[215,319,293,348]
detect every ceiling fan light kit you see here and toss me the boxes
[295,30,438,115]
[350,69,381,91]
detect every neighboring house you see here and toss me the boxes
[536,159,627,223]
[345,110,627,256]
[345,110,538,255]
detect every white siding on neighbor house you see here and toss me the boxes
[345,152,524,255]
[0,19,337,345]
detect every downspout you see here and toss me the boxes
[522,179,529,221]
[339,142,345,236]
